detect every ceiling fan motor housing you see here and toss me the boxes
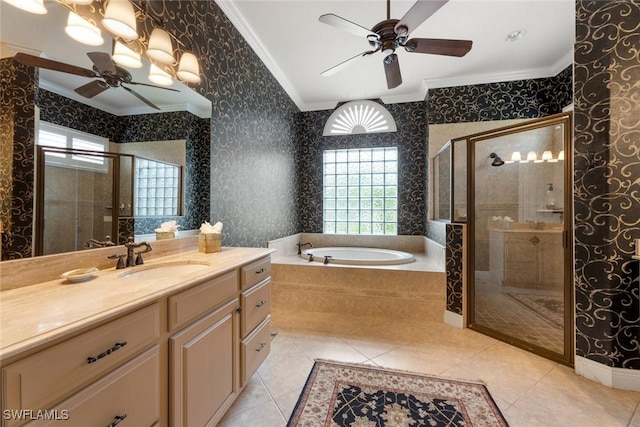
[371,19,402,56]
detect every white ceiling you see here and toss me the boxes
[1,0,575,114]
[219,0,575,111]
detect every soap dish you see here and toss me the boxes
[61,267,99,283]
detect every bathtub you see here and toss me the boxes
[301,247,415,265]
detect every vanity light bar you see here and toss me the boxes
[503,150,565,164]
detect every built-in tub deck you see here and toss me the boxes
[268,234,446,323]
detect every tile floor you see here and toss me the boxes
[219,308,640,427]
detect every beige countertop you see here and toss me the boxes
[0,247,273,361]
[487,227,563,234]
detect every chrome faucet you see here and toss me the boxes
[297,242,313,255]
[85,236,115,249]
[108,237,152,269]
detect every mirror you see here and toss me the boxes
[1,1,211,260]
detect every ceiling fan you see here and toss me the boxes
[319,0,473,89]
[14,52,178,111]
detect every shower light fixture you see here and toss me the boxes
[2,0,46,14]
[65,11,104,46]
[526,151,538,162]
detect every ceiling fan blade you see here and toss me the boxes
[128,81,181,92]
[75,80,110,98]
[319,14,379,40]
[383,54,402,89]
[87,52,116,75]
[404,38,472,57]
[395,0,449,36]
[121,85,161,111]
[14,52,97,78]
[321,50,377,77]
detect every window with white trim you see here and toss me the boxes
[323,147,398,234]
[37,122,108,172]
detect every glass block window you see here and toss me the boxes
[323,147,398,234]
[134,158,181,216]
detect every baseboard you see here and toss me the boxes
[575,356,640,391]
[444,310,463,329]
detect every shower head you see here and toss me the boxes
[489,153,505,167]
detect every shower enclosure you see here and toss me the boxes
[451,112,573,365]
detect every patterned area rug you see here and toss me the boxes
[287,360,509,427]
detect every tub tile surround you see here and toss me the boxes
[268,234,446,322]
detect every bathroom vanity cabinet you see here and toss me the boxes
[0,249,273,427]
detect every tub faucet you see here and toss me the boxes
[297,242,313,255]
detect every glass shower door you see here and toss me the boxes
[468,114,572,365]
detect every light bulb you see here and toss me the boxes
[558,150,565,160]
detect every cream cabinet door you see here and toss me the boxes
[169,298,239,427]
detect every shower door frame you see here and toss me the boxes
[464,112,574,366]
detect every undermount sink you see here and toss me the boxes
[118,261,211,280]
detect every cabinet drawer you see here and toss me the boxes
[3,304,160,420]
[240,316,271,386]
[26,346,160,427]
[168,270,238,331]
[240,279,271,337]
[240,257,271,290]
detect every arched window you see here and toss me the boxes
[323,100,397,136]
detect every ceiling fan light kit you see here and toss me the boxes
[319,0,472,89]
[2,0,47,14]
[112,40,143,68]
[102,0,139,41]
[147,28,175,64]
[65,11,104,46]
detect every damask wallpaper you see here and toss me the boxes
[574,0,639,370]
[141,0,300,247]
[428,66,573,124]
[294,101,428,235]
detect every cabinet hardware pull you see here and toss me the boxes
[107,413,127,427]
[255,267,266,274]
[256,342,266,352]
[87,341,128,364]
[235,307,242,314]
[256,300,266,308]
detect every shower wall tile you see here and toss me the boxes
[574,0,640,370]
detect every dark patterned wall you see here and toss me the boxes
[446,223,464,314]
[428,66,573,124]
[38,89,210,236]
[295,101,428,235]
[1,59,36,260]
[574,0,639,370]
[143,1,300,247]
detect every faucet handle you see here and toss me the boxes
[108,253,126,269]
